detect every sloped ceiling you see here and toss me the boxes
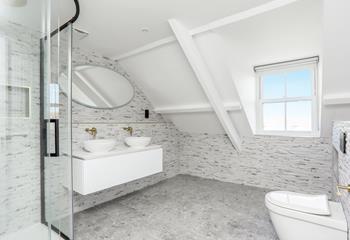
[119,0,323,138]
[70,0,350,140]
[74,0,272,57]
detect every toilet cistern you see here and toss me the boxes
[123,126,133,136]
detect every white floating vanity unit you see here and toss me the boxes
[73,145,163,195]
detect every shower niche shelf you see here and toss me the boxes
[72,145,163,195]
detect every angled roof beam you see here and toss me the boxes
[114,0,299,61]
[189,0,300,35]
[168,19,242,151]
[154,102,242,114]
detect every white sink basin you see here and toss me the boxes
[125,137,151,148]
[84,139,116,153]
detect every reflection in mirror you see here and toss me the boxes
[60,65,134,109]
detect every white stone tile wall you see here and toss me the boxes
[332,121,350,231]
[71,46,334,212]
[0,21,336,237]
[0,21,41,236]
[71,47,182,212]
[179,133,333,196]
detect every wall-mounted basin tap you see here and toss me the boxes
[336,184,350,196]
[123,126,133,136]
[85,127,97,138]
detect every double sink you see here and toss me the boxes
[84,137,152,153]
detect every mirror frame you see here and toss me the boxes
[66,64,135,110]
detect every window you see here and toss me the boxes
[255,57,319,137]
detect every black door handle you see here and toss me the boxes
[50,119,60,157]
[44,119,60,157]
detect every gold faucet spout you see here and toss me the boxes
[123,126,133,136]
[336,184,350,196]
[85,127,97,138]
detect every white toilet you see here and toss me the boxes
[265,191,348,240]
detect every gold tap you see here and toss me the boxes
[123,126,133,136]
[85,127,97,138]
[336,184,350,196]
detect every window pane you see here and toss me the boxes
[286,69,313,97]
[262,73,285,99]
[263,102,285,131]
[286,101,312,131]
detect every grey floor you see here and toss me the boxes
[74,175,278,240]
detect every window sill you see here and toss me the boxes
[255,130,320,138]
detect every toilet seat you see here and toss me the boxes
[266,191,330,215]
[265,191,347,232]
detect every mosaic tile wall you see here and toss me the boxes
[0,21,41,236]
[71,46,335,211]
[71,47,182,212]
[0,20,336,237]
[179,133,333,196]
[332,121,350,230]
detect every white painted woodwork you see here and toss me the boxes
[75,0,274,57]
[321,0,350,136]
[114,0,301,61]
[169,19,241,150]
[119,41,229,134]
[323,94,350,106]
[163,112,226,134]
[193,31,253,135]
[154,102,241,114]
[119,42,209,107]
[189,0,300,35]
[211,0,322,135]
[115,36,176,60]
[119,0,322,137]
[73,147,163,195]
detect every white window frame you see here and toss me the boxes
[255,57,319,137]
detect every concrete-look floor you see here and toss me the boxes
[74,175,278,240]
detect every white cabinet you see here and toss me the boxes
[73,146,163,195]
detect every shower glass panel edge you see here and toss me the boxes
[40,1,74,239]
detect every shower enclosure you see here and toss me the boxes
[0,0,78,239]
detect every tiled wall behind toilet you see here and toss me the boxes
[179,133,333,196]
[332,121,350,230]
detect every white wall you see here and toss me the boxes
[120,0,323,137]
[120,42,230,134]
[321,0,350,136]
[212,0,322,133]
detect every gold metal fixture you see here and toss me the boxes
[85,127,97,138]
[336,184,350,196]
[123,126,133,136]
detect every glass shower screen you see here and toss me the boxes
[0,0,75,239]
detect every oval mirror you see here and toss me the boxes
[60,65,134,109]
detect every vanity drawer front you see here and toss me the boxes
[73,148,163,195]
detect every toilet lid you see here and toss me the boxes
[266,191,330,215]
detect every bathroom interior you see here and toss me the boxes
[1,0,350,239]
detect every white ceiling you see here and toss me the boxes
[74,0,273,57]
[0,0,75,32]
[120,0,323,137]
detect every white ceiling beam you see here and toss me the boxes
[115,36,176,61]
[168,19,241,151]
[154,102,242,114]
[114,0,299,61]
[189,0,300,35]
[323,93,350,106]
